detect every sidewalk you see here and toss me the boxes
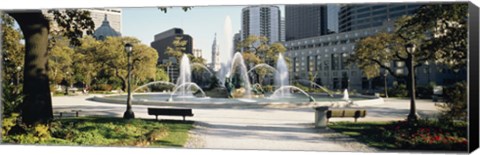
[52,95,440,152]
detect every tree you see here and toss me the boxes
[4,10,94,125]
[165,36,188,63]
[237,35,287,84]
[350,4,468,122]
[97,37,158,92]
[1,14,25,116]
[155,68,169,82]
[48,38,75,94]
[72,36,101,91]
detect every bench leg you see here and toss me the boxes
[60,113,63,118]
[183,116,185,121]
[155,115,158,121]
[354,117,358,123]
[76,111,79,117]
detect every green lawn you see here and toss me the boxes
[3,117,194,147]
[328,120,468,151]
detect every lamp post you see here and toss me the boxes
[384,49,390,98]
[384,71,388,98]
[342,53,350,90]
[406,43,419,122]
[123,43,135,119]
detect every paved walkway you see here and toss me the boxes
[52,95,441,152]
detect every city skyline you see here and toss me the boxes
[122,6,285,64]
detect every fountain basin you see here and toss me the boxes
[91,92,384,109]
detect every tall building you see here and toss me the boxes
[93,15,121,40]
[211,33,221,72]
[339,4,422,32]
[151,28,193,64]
[285,4,340,40]
[150,28,193,82]
[280,17,286,42]
[284,21,465,92]
[241,6,281,44]
[233,31,242,52]
[285,5,328,41]
[327,4,340,34]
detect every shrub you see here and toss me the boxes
[1,84,23,116]
[93,84,113,91]
[2,113,20,136]
[388,83,408,97]
[438,81,467,122]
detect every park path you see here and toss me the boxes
[52,95,440,152]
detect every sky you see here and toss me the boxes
[121,6,284,64]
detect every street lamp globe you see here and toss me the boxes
[125,43,133,53]
[406,43,416,53]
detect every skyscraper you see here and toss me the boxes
[339,4,422,32]
[241,6,281,44]
[327,4,340,34]
[151,28,193,64]
[233,31,242,52]
[285,5,328,41]
[280,17,286,42]
[150,28,193,82]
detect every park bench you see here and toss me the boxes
[147,108,194,121]
[54,110,82,118]
[326,109,366,123]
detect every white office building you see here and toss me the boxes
[241,6,281,44]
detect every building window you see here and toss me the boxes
[293,57,297,72]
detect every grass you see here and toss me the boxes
[328,121,396,149]
[328,120,468,151]
[3,117,194,147]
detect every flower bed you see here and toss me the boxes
[328,119,468,151]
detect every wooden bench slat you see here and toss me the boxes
[326,109,367,123]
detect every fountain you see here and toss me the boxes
[168,82,206,102]
[226,52,253,98]
[133,81,175,93]
[191,62,214,77]
[176,55,193,96]
[294,79,334,97]
[94,16,382,107]
[247,63,277,74]
[218,16,234,85]
[274,53,290,97]
[342,89,350,101]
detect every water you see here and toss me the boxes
[168,82,206,102]
[247,63,277,74]
[176,55,192,96]
[229,52,252,97]
[270,86,310,99]
[218,16,234,85]
[274,53,290,96]
[342,89,350,101]
[111,93,366,104]
[294,79,334,97]
[191,62,214,77]
[133,81,175,93]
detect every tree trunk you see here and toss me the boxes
[9,11,53,125]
